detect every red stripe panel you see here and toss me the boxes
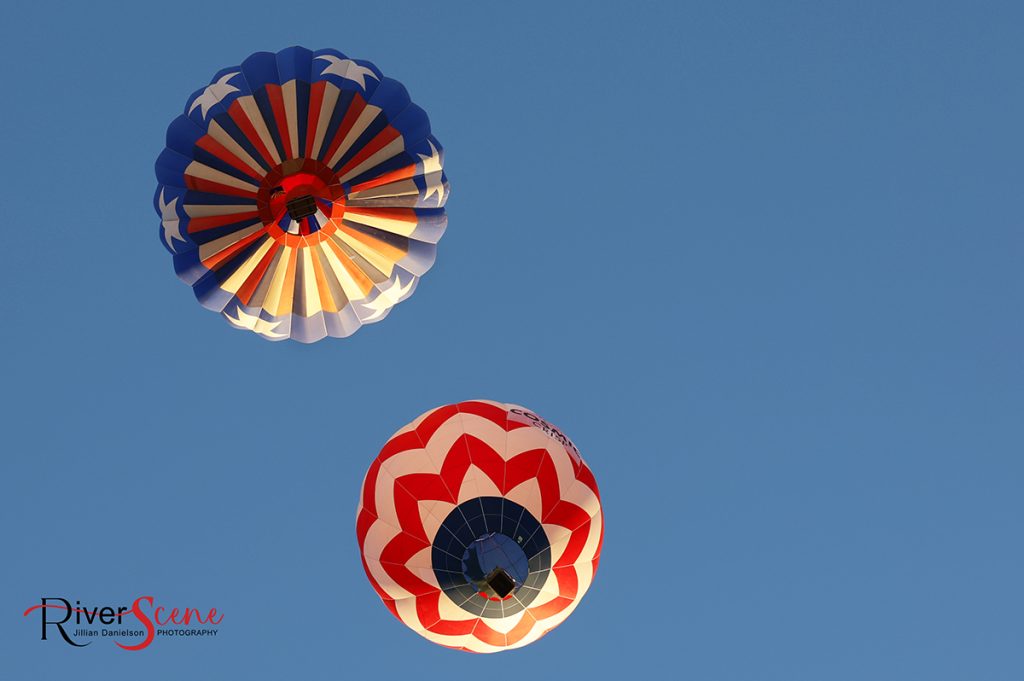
[411,403,459,444]
[554,520,591,571]
[552,565,580,601]
[380,561,435,598]
[202,230,264,270]
[390,480,431,542]
[395,472,457,507]
[379,538,433,598]
[502,610,539,646]
[575,463,602,500]
[461,435,506,490]
[359,461,384,517]
[235,240,281,305]
[543,499,590,531]
[227,99,276,168]
[410,597,443,630]
[264,84,292,160]
[378,528,429,566]
[528,596,573,621]
[185,176,257,199]
[336,126,400,177]
[195,136,265,182]
[377,429,425,463]
[534,451,562,519]
[418,593,476,636]
[455,401,512,429]
[470,619,507,648]
[304,81,327,159]
[348,162,417,193]
[344,206,418,229]
[360,554,391,602]
[382,598,400,620]
[355,508,377,546]
[319,92,368,164]
[438,437,473,494]
[187,212,260,234]
[363,429,423,516]
[502,449,546,495]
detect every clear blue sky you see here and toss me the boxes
[1,1,1021,679]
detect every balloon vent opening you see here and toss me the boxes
[485,568,516,599]
[286,195,317,220]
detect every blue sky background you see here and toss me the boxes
[1,1,1021,679]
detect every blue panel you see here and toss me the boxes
[276,46,314,84]
[431,498,549,618]
[240,51,281,91]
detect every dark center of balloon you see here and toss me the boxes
[257,160,345,237]
[285,195,318,220]
[461,533,529,600]
[432,497,550,617]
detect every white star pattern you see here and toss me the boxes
[358,273,415,322]
[315,55,379,89]
[188,72,240,120]
[158,190,185,252]
[224,307,287,339]
[417,140,445,206]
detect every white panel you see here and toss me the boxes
[185,161,259,192]
[371,467,403,535]
[574,555,596,598]
[406,545,434,572]
[378,446,440,478]
[436,591,482,624]
[452,412,510,459]
[417,498,455,542]
[504,426,553,458]
[562,478,603,521]
[544,440,578,498]
[338,137,406,183]
[363,556,413,601]
[460,465,502,501]
[481,609,526,635]
[421,413,476,465]
[532,598,578,631]
[547,532,574,566]
[504,478,542,518]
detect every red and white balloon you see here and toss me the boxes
[356,400,603,652]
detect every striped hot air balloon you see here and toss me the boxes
[357,401,604,652]
[155,46,448,342]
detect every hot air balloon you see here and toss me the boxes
[356,401,603,652]
[155,47,448,342]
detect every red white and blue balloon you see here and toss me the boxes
[356,401,604,652]
[155,47,448,342]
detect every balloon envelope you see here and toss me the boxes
[154,46,448,342]
[356,401,604,652]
